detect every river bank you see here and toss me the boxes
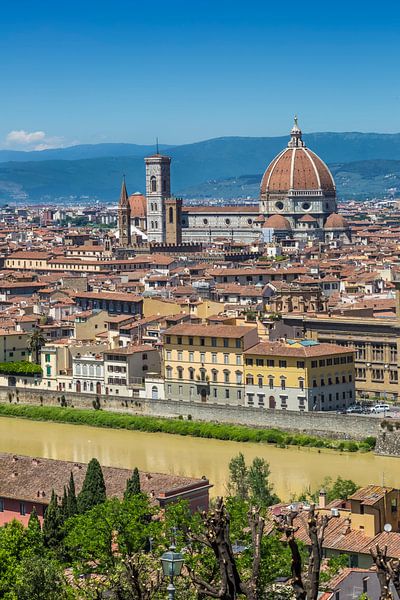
[0,403,376,453]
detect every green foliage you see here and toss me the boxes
[248,456,280,507]
[299,476,360,505]
[0,361,42,376]
[14,555,69,600]
[0,520,29,597]
[320,553,349,583]
[64,495,163,597]
[0,404,371,453]
[124,466,141,500]
[227,453,249,500]
[26,508,43,553]
[77,458,106,514]
[66,472,78,518]
[43,490,63,549]
[228,452,280,507]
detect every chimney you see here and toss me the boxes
[319,489,327,509]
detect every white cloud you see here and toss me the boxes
[5,129,69,151]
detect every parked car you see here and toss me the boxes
[346,405,363,414]
[370,403,390,413]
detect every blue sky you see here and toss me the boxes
[1,0,400,149]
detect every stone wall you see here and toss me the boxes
[0,386,381,441]
[375,422,400,456]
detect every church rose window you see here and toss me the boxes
[225,218,231,225]
[203,218,208,225]
[302,202,311,210]
[275,202,284,210]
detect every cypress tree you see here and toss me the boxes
[124,467,141,500]
[77,458,106,513]
[61,486,68,520]
[66,471,78,517]
[26,506,43,552]
[42,490,62,549]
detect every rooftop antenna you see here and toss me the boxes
[156,137,159,154]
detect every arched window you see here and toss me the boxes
[257,375,263,388]
[169,206,174,223]
[166,366,172,379]
[177,367,183,379]
[152,386,158,400]
[151,176,157,192]
[155,221,158,229]
[163,178,167,192]
[134,217,139,226]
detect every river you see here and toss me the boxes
[0,416,398,500]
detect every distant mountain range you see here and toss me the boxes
[1,133,400,202]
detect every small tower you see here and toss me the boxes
[145,153,171,243]
[165,197,182,245]
[118,176,131,247]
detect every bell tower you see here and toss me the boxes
[145,153,171,243]
[118,176,131,247]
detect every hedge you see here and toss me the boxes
[0,403,376,453]
[0,361,42,376]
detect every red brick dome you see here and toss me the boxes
[263,214,292,230]
[324,213,348,229]
[260,119,336,195]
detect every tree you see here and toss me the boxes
[28,328,47,365]
[0,519,29,597]
[276,505,332,600]
[65,495,163,599]
[187,497,265,600]
[297,477,359,505]
[77,458,106,514]
[227,453,279,507]
[66,471,78,518]
[61,486,68,520]
[228,453,249,500]
[124,466,141,500]
[14,555,69,600]
[42,490,63,549]
[248,457,280,508]
[26,507,43,553]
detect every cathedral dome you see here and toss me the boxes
[263,214,292,230]
[260,118,336,195]
[324,213,348,229]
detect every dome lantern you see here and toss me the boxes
[288,115,305,148]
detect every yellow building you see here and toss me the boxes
[244,339,355,411]
[162,323,258,405]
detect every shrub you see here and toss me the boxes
[0,361,42,376]
[0,404,368,454]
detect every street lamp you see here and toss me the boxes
[160,544,184,600]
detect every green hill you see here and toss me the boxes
[2,134,400,202]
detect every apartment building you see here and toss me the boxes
[281,313,400,400]
[244,339,355,411]
[162,323,259,405]
[103,345,161,397]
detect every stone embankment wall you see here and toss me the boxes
[0,386,381,441]
[375,422,400,456]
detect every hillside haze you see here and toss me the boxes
[1,132,400,202]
